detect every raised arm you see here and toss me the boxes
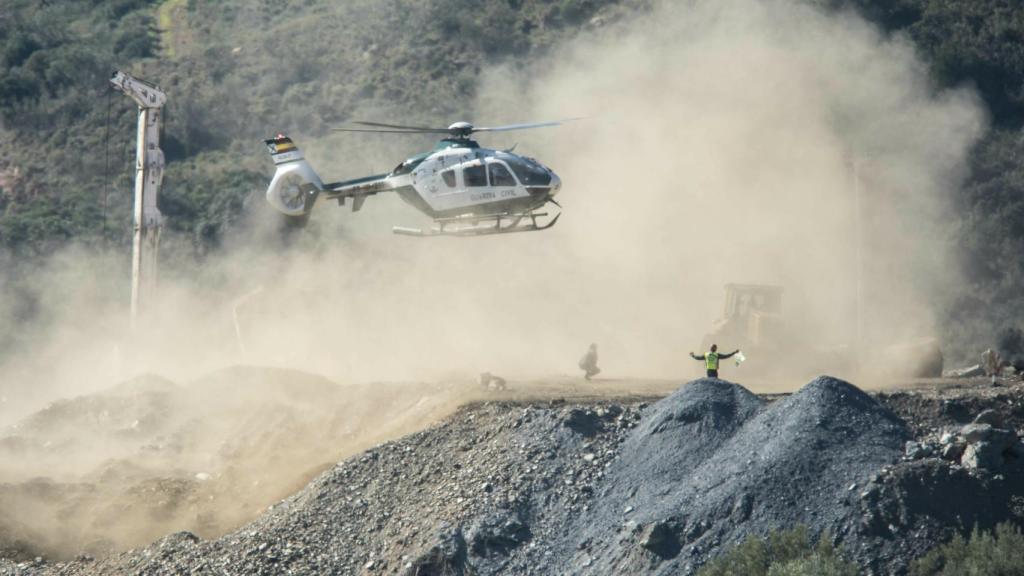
[689,352,704,360]
[718,350,740,359]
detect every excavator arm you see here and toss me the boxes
[110,71,166,109]
[109,70,166,326]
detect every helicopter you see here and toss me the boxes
[264,119,570,237]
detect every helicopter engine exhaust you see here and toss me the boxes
[264,135,323,217]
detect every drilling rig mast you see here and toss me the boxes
[110,71,166,329]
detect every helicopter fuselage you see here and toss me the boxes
[265,133,563,236]
[345,139,561,219]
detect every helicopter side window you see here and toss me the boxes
[463,164,487,187]
[488,162,517,187]
[506,157,552,186]
[441,169,456,188]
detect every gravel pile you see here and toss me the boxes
[4,377,1024,576]
[557,376,911,574]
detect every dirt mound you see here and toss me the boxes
[5,398,645,575]
[0,366,465,561]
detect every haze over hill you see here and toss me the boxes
[0,0,1014,415]
[0,0,991,424]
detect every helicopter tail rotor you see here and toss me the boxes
[264,134,323,217]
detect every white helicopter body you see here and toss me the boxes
[265,120,566,236]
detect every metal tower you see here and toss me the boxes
[110,71,166,329]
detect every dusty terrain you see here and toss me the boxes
[0,367,694,562]
[0,368,1021,575]
[0,366,467,561]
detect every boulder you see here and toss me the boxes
[640,521,680,559]
[961,441,1003,470]
[961,423,994,443]
[961,423,1016,448]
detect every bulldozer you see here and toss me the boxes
[700,283,942,379]
[701,284,786,354]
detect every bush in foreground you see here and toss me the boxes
[697,525,857,576]
[910,522,1024,576]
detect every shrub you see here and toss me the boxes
[910,522,1024,576]
[698,526,857,576]
[3,32,43,68]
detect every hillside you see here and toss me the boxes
[1,0,1023,364]
[0,0,642,257]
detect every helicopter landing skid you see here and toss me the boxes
[392,209,560,237]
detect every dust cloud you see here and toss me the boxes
[473,0,984,379]
[0,0,986,560]
[288,0,982,383]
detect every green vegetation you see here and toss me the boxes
[910,522,1024,576]
[697,526,858,576]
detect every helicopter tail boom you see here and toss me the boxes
[264,135,324,217]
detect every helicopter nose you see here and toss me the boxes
[548,171,562,197]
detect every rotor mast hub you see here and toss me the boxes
[447,121,474,138]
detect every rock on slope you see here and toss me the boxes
[5,376,1024,576]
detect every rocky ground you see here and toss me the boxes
[2,373,1021,576]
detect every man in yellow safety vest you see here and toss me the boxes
[689,344,740,378]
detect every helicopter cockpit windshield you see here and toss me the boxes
[505,157,552,186]
[487,162,517,187]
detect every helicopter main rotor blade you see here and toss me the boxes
[352,120,450,132]
[333,117,582,135]
[332,127,450,134]
[472,118,582,133]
